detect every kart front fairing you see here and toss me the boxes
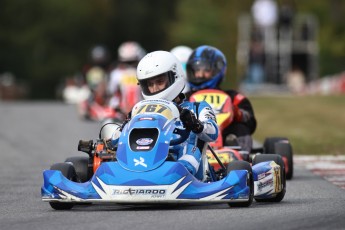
[42,100,251,204]
[42,161,250,203]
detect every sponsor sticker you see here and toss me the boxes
[257,178,273,192]
[134,157,147,167]
[139,117,153,121]
[136,138,153,146]
[136,146,150,150]
[112,188,166,196]
[258,172,265,180]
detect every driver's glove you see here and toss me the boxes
[180,109,204,134]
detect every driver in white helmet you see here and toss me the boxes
[115,51,218,181]
[107,41,146,117]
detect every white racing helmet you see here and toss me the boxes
[136,51,185,101]
[118,41,146,62]
[170,45,193,93]
[170,45,193,69]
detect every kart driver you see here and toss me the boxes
[107,41,146,117]
[185,45,257,153]
[112,50,219,181]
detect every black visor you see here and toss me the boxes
[139,71,176,96]
[186,60,217,85]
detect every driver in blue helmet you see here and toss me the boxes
[113,50,218,181]
[185,45,257,153]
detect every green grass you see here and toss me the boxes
[249,95,345,155]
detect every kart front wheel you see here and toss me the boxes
[49,163,77,210]
[226,161,254,207]
[64,156,91,182]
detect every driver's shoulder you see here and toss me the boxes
[180,100,193,108]
[180,101,201,111]
[181,101,213,116]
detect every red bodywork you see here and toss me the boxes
[190,89,244,170]
[78,100,122,122]
[190,89,290,174]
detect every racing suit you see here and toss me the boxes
[222,89,257,152]
[172,100,218,181]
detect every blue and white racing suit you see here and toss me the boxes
[171,100,218,181]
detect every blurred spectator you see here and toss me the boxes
[246,29,265,84]
[279,0,295,31]
[251,0,279,83]
[284,65,306,94]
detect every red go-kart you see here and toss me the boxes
[189,89,294,180]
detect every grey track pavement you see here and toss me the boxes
[0,101,344,230]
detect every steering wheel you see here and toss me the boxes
[170,127,191,146]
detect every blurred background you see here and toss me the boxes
[0,0,344,100]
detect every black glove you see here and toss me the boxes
[180,109,204,134]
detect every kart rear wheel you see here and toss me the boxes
[49,163,77,210]
[252,154,286,202]
[263,137,288,154]
[274,142,293,180]
[263,137,293,180]
[226,161,254,207]
[65,156,92,182]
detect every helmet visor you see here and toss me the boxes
[139,71,176,96]
[187,60,216,85]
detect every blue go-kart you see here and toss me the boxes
[41,99,286,210]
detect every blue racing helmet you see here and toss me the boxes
[186,45,227,91]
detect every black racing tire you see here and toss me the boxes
[226,161,254,207]
[49,163,77,210]
[274,142,294,180]
[64,156,91,182]
[263,137,293,180]
[252,154,286,202]
[263,137,289,154]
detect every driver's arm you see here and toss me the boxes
[195,101,218,142]
[179,101,218,142]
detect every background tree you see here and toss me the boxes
[0,0,343,99]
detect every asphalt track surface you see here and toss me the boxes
[0,101,344,230]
